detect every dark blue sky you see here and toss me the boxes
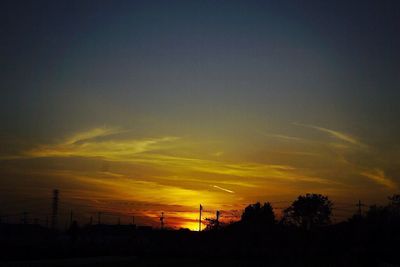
[2,1,399,138]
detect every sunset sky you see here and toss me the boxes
[1,0,400,230]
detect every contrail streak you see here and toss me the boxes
[212,185,234,194]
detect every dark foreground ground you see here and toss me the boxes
[1,257,397,267]
[0,220,399,267]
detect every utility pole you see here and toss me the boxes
[160,212,164,229]
[51,189,59,229]
[356,200,365,217]
[199,204,203,232]
[97,212,102,225]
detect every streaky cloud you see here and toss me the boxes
[66,127,126,144]
[360,169,398,190]
[22,127,179,159]
[264,133,305,142]
[294,123,366,148]
[133,154,338,186]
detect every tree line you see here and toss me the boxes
[204,193,400,231]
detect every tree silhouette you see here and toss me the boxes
[241,202,275,226]
[388,194,400,217]
[365,204,389,224]
[365,194,400,224]
[282,193,332,230]
[388,194,400,205]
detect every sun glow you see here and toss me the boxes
[2,125,398,228]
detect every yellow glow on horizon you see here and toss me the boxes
[179,221,207,231]
[2,126,397,227]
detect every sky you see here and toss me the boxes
[1,0,400,230]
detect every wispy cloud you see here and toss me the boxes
[265,133,305,142]
[3,125,371,228]
[153,175,258,188]
[361,169,398,190]
[130,154,337,186]
[17,127,337,187]
[275,151,320,157]
[65,127,125,144]
[212,151,224,157]
[294,123,366,148]
[23,127,179,160]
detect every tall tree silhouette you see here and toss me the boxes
[241,202,275,226]
[283,194,332,229]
